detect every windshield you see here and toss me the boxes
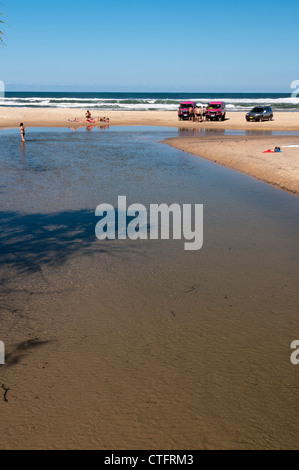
[180,104,193,109]
[252,107,264,113]
[208,104,221,109]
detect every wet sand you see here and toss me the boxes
[0,127,299,449]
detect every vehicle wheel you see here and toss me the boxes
[222,113,226,121]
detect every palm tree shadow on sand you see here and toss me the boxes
[0,209,146,275]
[4,338,56,368]
[0,210,151,371]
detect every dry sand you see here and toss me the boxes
[165,135,299,196]
[0,107,299,131]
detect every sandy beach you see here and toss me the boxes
[0,108,299,131]
[2,0,299,452]
[165,135,299,196]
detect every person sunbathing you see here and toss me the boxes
[263,146,282,153]
[68,117,83,122]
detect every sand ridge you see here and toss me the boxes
[164,135,299,196]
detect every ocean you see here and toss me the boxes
[1,92,298,111]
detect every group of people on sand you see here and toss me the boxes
[190,105,207,122]
[68,110,110,124]
[19,108,110,141]
[86,110,110,123]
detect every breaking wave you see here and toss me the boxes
[1,93,298,111]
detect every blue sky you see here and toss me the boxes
[0,0,298,92]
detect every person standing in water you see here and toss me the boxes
[19,123,26,142]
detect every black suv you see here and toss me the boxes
[246,106,273,122]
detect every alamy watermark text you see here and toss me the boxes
[95,196,203,250]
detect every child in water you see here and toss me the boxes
[19,123,26,142]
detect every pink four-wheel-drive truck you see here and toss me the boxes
[178,101,196,121]
[178,101,226,121]
[205,101,226,121]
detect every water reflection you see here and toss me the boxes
[20,141,26,156]
[178,128,299,137]
[178,127,227,137]
[68,124,110,132]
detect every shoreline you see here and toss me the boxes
[1,108,298,197]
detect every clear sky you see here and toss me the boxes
[0,0,298,92]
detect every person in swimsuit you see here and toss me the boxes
[196,106,202,122]
[189,106,194,122]
[85,110,93,121]
[202,106,207,121]
[19,123,26,142]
